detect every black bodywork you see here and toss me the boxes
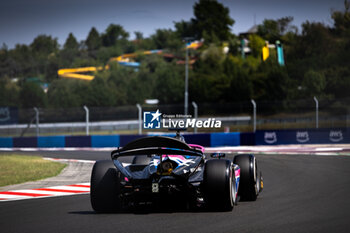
[91,135,262,212]
[110,136,207,208]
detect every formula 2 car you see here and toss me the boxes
[90,135,263,212]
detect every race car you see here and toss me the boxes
[90,135,263,212]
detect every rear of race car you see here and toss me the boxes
[117,155,204,209]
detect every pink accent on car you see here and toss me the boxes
[166,155,187,161]
[189,144,205,153]
[235,168,240,178]
[124,177,129,182]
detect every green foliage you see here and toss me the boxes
[153,60,184,103]
[324,66,350,99]
[222,55,252,101]
[85,27,102,51]
[332,0,350,34]
[174,20,195,38]
[192,0,234,42]
[258,17,295,42]
[252,65,290,101]
[302,70,326,97]
[20,82,47,108]
[30,35,59,56]
[0,77,20,106]
[87,76,117,106]
[248,34,265,58]
[47,79,82,107]
[0,0,349,110]
[64,33,79,50]
[102,24,129,47]
[151,29,182,50]
[191,44,230,102]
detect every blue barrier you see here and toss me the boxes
[13,137,37,147]
[0,128,348,148]
[120,135,145,147]
[210,132,240,147]
[38,136,65,148]
[65,136,91,147]
[256,128,350,145]
[240,132,255,145]
[91,135,120,147]
[0,137,13,147]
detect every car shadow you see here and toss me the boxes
[68,207,234,215]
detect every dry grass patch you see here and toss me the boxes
[0,154,66,187]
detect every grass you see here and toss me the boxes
[0,154,67,187]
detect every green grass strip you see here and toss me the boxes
[0,154,67,187]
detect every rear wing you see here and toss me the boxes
[111,136,204,159]
[111,147,203,159]
[110,136,204,179]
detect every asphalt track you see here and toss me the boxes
[1,151,350,233]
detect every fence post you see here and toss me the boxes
[192,101,198,134]
[83,106,89,135]
[184,43,189,116]
[33,107,39,136]
[136,104,142,135]
[313,96,319,129]
[251,99,256,132]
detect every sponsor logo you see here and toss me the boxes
[0,107,10,122]
[143,109,222,129]
[296,131,309,143]
[162,118,221,128]
[264,132,277,144]
[143,109,162,129]
[329,130,343,142]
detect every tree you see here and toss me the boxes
[85,27,101,51]
[192,0,234,42]
[258,17,295,42]
[30,35,59,76]
[134,31,144,40]
[222,56,252,102]
[248,34,265,58]
[174,20,195,38]
[64,33,79,50]
[0,77,20,106]
[102,24,129,47]
[190,44,229,102]
[30,35,59,56]
[331,0,350,34]
[260,66,290,101]
[151,29,182,50]
[153,61,184,103]
[324,66,350,99]
[302,70,326,98]
[19,82,47,108]
[87,76,116,106]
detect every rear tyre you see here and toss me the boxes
[132,155,151,165]
[203,159,236,211]
[90,160,121,213]
[233,154,258,201]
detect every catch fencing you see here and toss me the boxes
[0,97,348,137]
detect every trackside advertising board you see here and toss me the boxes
[0,107,18,125]
[256,128,350,145]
